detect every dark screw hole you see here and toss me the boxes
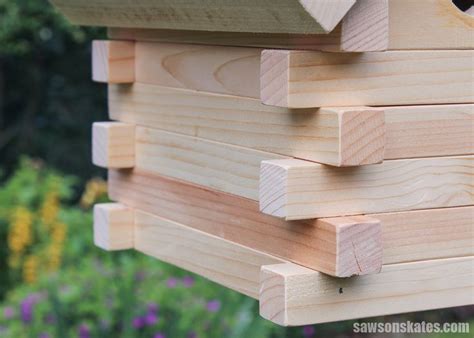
[452,0,473,12]
[339,287,343,294]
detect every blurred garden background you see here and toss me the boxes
[0,1,473,337]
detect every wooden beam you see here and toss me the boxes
[93,203,134,250]
[92,122,135,169]
[108,170,383,277]
[134,209,284,299]
[388,0,474,50]
[108,0,390,54]
[110,85,474,165]
[261,49,474,108]
[134,42,260,98]
[339,0,388,52]
[109,27,345,51]
[135,128,286,201]
[92,40,135,83]
[51,0,355,35]
[104,1,473,51]
[383,104,474,159]
[260,257,474,326]
[260,156,474,220]
[110,83,387,167]
[380,207,474,265]
[108,170,474,270]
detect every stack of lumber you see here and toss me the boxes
[52,0,474,325]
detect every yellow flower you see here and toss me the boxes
[8,207,33,255]
[40,190,59,225]
[23,255,38,284]
[80,177,108,208]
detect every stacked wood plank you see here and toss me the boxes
[52,0,474,326]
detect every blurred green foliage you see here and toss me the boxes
[0,0,107,184]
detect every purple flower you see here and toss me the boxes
[182,276,195,288]
[3,307,14,319]
[206,300,221,313]
[79,324,91,338]
[147,303,159,313]
[145,312,158,326]
[302,325,315,337]
[166,277,178,288]
[39,333,50,338]
[20,299,34,323]
[187,332,197,338]
[132,316,145,329]
[154,333,166,338]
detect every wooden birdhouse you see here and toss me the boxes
[51,0,474,326]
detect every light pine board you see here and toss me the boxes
[135,127,286,201]
[107,0,472,51]
[383,104,473,159]
[108,0,388,52]
[109,27,345,51]
[388,0,474,50]
[261,50,474,108]
[92,40,135,83]
[134,210,284,299]
[134,42,261,98]
[378,207,474,265]
[108,170,382,277]
[260,257,474,326]
[260,156,474,220]
[51,0,355,34]
[338,0,388,52]
[109,84,383,166]
[93,203,134,250]
[92,122,135,169]
[109,84,473,164]
[108,170,474,268]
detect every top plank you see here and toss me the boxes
[106,0,473,51]
[50,0,355,34]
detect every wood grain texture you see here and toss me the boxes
[339,0,388,52]
[105,0,473,51]
[93,203,134,250]
[134,210,283,298]
[383,104,474,159]
[378,207,474,265]
[92,40,134,83]
[109,27,345,52]
[388,0,474,50]
[108,0,390,54]
[260,257,474,326]
[51,0,355,34]
[260,156,474,220]
[92,122,135,168]
[109,84,384,166]
[110,85,473,162]
[108,170,382,277]
[135,42,260,98]
[108,170,474,270]
[133,121,473,200]
[261,50,474,108]
[135,128,286,201]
